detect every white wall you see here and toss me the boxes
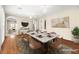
[5,15,46,35]
[0,6,5,49]
[6,16,36,35]
[5,7,79,41]
[45,7,79,41]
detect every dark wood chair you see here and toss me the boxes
[47,37,63,54]
[15,33,30,54]
[28,36,45,54]
[29,37,42,49]
[16,33,30,41]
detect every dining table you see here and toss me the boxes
[19,30,60,53]
[26,31,59,43]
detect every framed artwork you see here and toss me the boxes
[51,16,70,28]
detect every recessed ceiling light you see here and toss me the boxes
[18,7,22,9]
[17,5,23,9]
[29,16,32,19]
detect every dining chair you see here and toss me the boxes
[47,37,63,54]
[28,37,44,54]
[15,33,30,54]
[29,37,42,49]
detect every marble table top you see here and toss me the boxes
[26,31,59,43]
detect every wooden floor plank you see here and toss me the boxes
[1,36,18,54]
[1,36,79,54]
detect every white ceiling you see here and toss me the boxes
[3,5,79,17]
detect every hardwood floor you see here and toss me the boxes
[0,36,45,54]
[51,38,79,54]
[62,39,79,54]
[1,36,19,54]
[1,36,79,54]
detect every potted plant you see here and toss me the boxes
[72,26,79,39]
